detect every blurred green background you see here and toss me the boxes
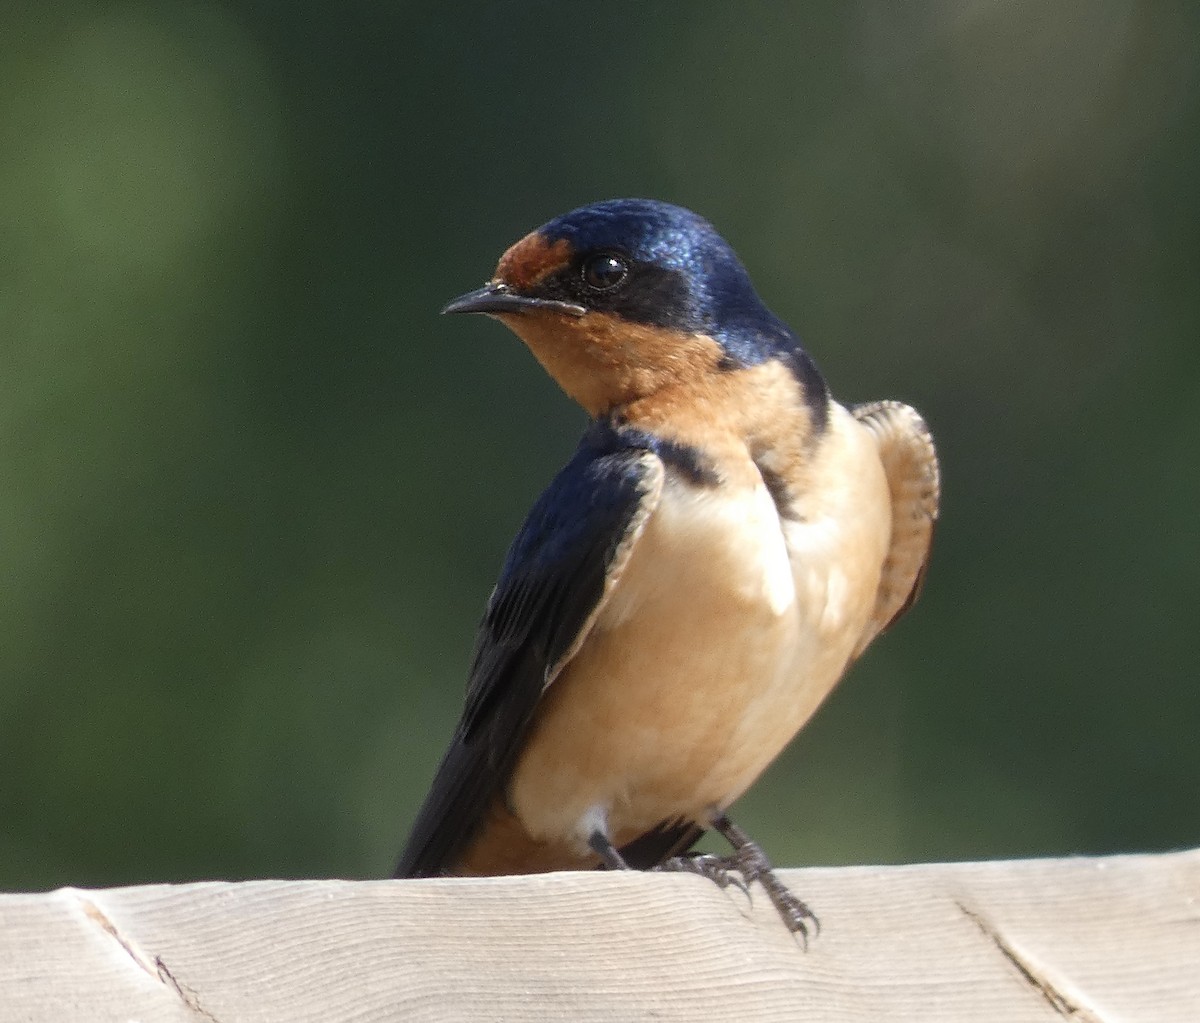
[2,2,1197,891]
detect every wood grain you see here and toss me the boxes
[1,850,1196,1022]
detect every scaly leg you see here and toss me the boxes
[588,830,630,870]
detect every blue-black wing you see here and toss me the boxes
[396,422,665,877]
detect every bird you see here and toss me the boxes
[396,198,939,936]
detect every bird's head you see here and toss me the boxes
[443,199,813,417]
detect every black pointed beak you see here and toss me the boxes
[441,282,586,318]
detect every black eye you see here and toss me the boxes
[581,252,629,291]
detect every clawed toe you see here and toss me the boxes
[708,814,821,943]
[656,849,820,943]
[729,846,818,941]
[759,874,819,945]
[656,853,751,897]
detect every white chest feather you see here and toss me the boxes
[599,475,796,630]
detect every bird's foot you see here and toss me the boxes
[654,852,750,897]
[709,814,820,944]
[732,845,819,943]
[593,820,818,943]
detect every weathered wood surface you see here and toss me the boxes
[1,850,1196,1022]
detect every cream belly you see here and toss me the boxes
[507,406,892,851]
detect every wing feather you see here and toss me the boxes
[851,400,940,657]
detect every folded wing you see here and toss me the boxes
[396,424,665,877]
[851,401,941,658]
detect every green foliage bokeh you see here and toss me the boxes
[1,2,1197,889]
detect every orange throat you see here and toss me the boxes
[496,310,729,417]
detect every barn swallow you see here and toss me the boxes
[396,199,939,937]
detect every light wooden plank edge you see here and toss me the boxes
[1,849,1197,1022]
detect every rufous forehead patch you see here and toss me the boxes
[494,233,573,290]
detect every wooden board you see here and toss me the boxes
[1,850,1197,1021]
